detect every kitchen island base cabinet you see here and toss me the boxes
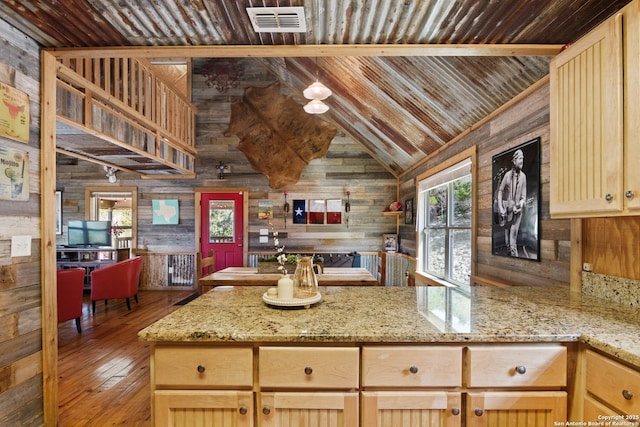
[152,346,254,427]
[466,392,567,427]
[258,392,358,427]
[361,391,462,427]
[154,390,253,427]
[465,345,568,427]
[583,349,640,420]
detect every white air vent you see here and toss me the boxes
[246,6,307,33]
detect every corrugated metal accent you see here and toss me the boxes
[0,0,632,174]
[3,0,630,48]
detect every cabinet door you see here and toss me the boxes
[258,392,358,427]
[361,391,461,427]
[585,350,640,415]
[467,391,566,427]
[154,390,253,427]
[624,0,640,211]
[549,13,624,217]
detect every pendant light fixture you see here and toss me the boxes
[303,57,331,114]
[303,81,332,100]
[303,99,330,114]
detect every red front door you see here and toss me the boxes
[200,192,244,271]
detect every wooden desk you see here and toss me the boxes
[199,267,378,293]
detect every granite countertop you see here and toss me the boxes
[138,285,640,366]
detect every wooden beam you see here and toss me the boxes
[41,49,58,427]
[45,43,564,59]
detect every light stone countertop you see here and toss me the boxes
[138,285,640,367]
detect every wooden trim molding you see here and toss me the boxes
[41,49,59,427]
[45,44,564,60]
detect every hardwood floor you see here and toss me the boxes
[57,289,195,426]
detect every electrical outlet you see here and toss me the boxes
[583,262,592,272]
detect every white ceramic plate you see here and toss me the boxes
[262,292,322,308]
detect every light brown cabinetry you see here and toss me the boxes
[361,346,463,427]
[152,346,254,427]
[550,0,640,217]
[258,347,360,427]
[150,344,568,426]
[583,349,640,422]
[464,345,568,427]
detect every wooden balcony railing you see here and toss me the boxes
[55,57,196,177]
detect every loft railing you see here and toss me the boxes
[55,57,196,177]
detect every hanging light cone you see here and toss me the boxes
[303,99,330,114]
[303,81,332,100]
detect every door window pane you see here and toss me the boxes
[209,200,235,243]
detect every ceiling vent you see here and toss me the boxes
[246,6,307,33]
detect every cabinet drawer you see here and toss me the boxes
[259,347,359,389]
[362,346,462,387]
[586,350,640,414]
[464,345,567,388]
[154,346,253,388]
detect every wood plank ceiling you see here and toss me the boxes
[0,0,632,176]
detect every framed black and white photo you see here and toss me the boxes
[404,198,414,224]
[491,137,540,261]
[383,233,398,253]
[55,190,62,235]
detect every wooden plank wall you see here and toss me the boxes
[0,19,45,426]
[399,80,572,287]
[56,59,398,260]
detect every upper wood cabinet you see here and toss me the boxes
[550,0,640,217]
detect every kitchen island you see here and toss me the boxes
[139,286,640,427]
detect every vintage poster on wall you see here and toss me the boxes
[293,200,306,224]
[0,145,29,201]
[308,199,325,224]
[326,199,342,224]
[152,199,179,224]
[491,137,540,261]
[0,83,30,144]
[258,201,273,220]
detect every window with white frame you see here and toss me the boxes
[417,157,472,287]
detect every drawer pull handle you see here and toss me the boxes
[262,407,271,415]
[475,409,484,416]
[626,191,634,199]
[196,365,205,373]
[409,365,418,374]
[451,407,460,416]
[623,389,634,400]
[515,365,526,374]
[239,406,248,415]
[605,193,613,202]
[304,366,313,375]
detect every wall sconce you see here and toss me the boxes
[283,191,290,228]
[216,161,229,179]
[202,59,244,93]
[345,191,351,228]
[103,165,117,184]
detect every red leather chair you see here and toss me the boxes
[128,256,143,304]
[57,268,86,332]
[90,256,142,314]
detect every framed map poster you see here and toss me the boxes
[152,199,179,224]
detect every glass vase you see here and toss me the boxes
[293,256,318,298]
